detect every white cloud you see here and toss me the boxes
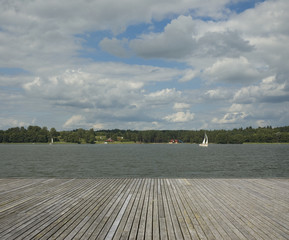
[163,111,195,123]
[233,75,289,104]
[22,64,183,110]
[179,69,199,82]
[21,65,190,129]
[128,16,253,60]
[23,77,41,91]
[173,102,191,110]
[130,15,196,59]
[145,88,182,107]
[204,56,261,84]
[62,114,105,130]
[0,0,235,70]
[1,0,289,130]
[256,120,270,128]
[212,112,248,124]
[146,88,179,98]
[63,115,86,129]
[227,0,289,36]
[205,88,234,101]
[0,118,30,130]
[210,99,289,129]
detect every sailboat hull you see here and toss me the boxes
[199,143,208,147]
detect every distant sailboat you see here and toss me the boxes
[199,133,208,147]
[50,137,53,145]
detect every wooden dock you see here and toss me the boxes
[0,178,288,239]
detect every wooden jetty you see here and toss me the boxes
[0,178,288,239]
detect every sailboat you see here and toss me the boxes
[199,133,208,147]
[50,137,53,145]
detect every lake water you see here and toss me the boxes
[0,144,288,178]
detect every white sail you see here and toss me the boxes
[199,133,208,147]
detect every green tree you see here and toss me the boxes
[85,128,95,144]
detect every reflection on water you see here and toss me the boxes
[1,144,289,178]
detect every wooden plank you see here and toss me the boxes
[163,179,186,239]
[97,179,138,240]
[0,178,288,240]
[54,179,124,240]
[159,179,175,240]
[152,179,160,240]
[111,179,142,240]
[144,179,154,240]
[62,179,120,239]
[68,179,130,240]
[10,179,111,239]
[0,179,87,237]
[136,178,151,240]
[224,179,289,239]
[16,179,115,239]
[175,179,223,240]
[200,179,288,240]
[195,179,252,240]
[118,179,146,240]
[128,178,149,240]
[169,179,201,240]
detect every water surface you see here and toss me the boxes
[1,144,288,178]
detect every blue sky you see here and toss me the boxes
[1,0,288,130]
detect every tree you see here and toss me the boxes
[215,132,228,144]
[50,127,58,137]
[85,129,95,144]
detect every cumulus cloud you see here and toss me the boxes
[227,0,289,36]
[163,111,195,123]
[129,15,196,59]
[212,102,251,126]
[179,69,199,82]
[205,88,234,101]
[22,64,183,109]
[1,0,289,130]
[233,75,289,104]
[21,64,190,129]
[145,88,181,106]
[63,115,86,128]
[212,112,248,124]
[204,57,261,84]
[173,102,191,110]
[210,99,289,129]
[0,0,235,70]
[126,17,254,60]
[196,31,254,58]
[0,118,30,130]
[62,115,105,130]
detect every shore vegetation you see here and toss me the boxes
[1,125,289,144]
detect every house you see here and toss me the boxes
[169,139,183,144]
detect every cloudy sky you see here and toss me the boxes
[1,0,288,130]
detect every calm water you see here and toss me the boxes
[0,144,288,178]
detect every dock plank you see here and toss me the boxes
[0,178,288,240]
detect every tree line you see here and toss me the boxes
[1,125,289,144]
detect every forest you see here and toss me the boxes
[1,125,289,144]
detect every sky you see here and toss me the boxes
[1,0,289,131]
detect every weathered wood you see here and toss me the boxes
[0,178,288,240]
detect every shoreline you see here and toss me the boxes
[1,142,289,145]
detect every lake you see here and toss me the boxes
[0,143,288,178]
